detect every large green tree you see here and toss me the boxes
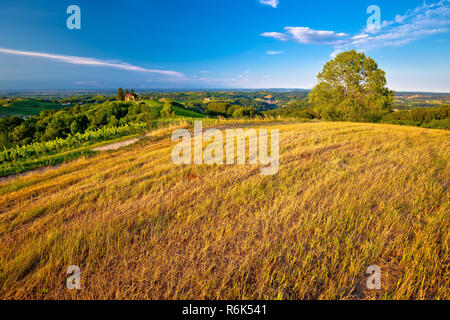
[117,88,125,101]
[160,102,175,118]
[308,50,394,122]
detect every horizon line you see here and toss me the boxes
[1,88,450,94]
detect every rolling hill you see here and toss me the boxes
[0,121,448,299]
[0,99,65,117]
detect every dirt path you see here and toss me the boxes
[91,121,297,152]
[91,138,141,151]
[1,121,303,183]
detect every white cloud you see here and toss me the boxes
[186,70,274,87]
[260,0,279,9]
[351,34,369,40]
[285,27,347,44]
[261,0,450,55]
[0,48,184,77]
[329,49,343,58]
[344,0,450,52]
[262,27,347,44]
[261,32,290,41]
[266,50,283,55]
[74,81,98,85]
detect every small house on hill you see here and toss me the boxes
[125,93,136,102]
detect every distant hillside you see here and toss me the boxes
[0,99,65,117]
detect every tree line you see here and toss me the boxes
[0,101,160,149]
[117,88,137,101]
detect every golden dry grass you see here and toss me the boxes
[0,121,448,300]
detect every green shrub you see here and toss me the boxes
[382,105,449,129]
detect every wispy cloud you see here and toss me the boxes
[266,50,283,55]
[0,48,184,77]
[334,0,450,53]
[73,81,98,85]
[261,32,290,41]
[262,27,347,44]
[262,0,450,55]
[260,0,279,9]
[177,70,272,88]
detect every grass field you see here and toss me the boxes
[172,106,205,118]
[0,121,448,299]
[140,99,204,119]
[0,99,65,117]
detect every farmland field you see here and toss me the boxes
[0,121,448,299]
[0,99,65,117]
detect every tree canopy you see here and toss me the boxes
[308,50,394,122]
[117,88,125,101]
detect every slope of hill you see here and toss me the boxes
[0,99,65,117]
[145,100,204,118]
[0,122,448,299]
[172,106,205,118]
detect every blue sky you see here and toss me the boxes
[0,0,449,91]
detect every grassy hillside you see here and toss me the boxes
[135,100,204,119]
[172,105,205,118]
[0,122,448,299]
[0,99,65,117]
